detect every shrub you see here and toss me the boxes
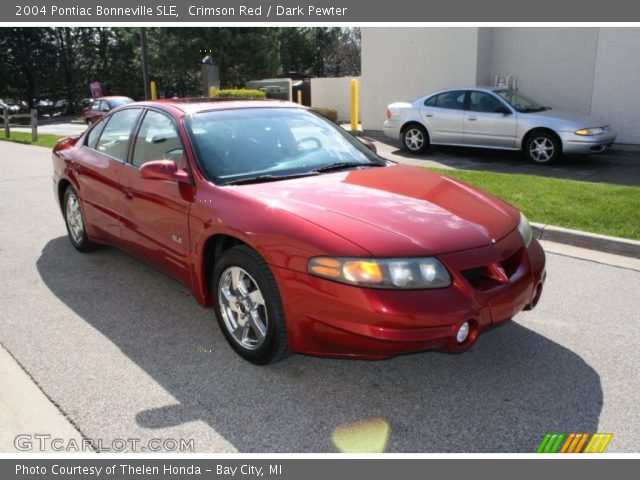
[216,89,266,99]
[310,106,339,123]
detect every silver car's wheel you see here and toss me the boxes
[401,125,429,153]
[525,132,560,164]
[218,266,268,351]
[212,245,289,364]
[63,186,96,252]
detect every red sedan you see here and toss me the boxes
[82,96,134,125]
[52,99,545,364]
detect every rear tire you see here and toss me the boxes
[63,186,97,252]
[401,124,429,154]
[212,245,289,365]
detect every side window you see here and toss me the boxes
[95,108,141,162]
[100,101,109,112]
[424,95,437,107]
[91,101,99,112]
[433,91,465,110]
[469,92,504,113]
[131,110,184,168]
[85,118,107,149]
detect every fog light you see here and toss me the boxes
[456,322,470,344]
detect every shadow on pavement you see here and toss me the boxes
[368,131,640,187]
[37,237,603,452]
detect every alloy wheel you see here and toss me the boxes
[529,137,555,163]
[404,128,425,151]
[65,192,85,244]
[218,266,268,351]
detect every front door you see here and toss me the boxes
[118,109,194,285]
[463,91,517,148]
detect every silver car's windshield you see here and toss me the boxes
[495,89,548,113]
[186,107,383,185]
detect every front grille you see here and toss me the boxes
[461,248,523,291]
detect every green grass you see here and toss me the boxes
[0,132,63,148]
[428,167,640,240]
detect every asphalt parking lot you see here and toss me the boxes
[367,131,640,186]
[0,141,639,453]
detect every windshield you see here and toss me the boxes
[495,89,547,113]
[108,97,134,108]
[186,107,384,185]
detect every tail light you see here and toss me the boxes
[53,135,80,153]
[386,110,392,120]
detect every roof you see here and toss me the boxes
[134,98,302,115]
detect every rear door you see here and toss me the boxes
[118,109,194,284]
[463,91,517,148]
[419,90,466,145]
[72,108,142,241]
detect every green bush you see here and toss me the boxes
[216,89,266,99]
[310,106,339,123]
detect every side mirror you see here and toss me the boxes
[139,160,190,183]
[494,105,511,115]
[357,136,377,154]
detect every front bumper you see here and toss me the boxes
[272,228,546,359]
[560,131,617,155]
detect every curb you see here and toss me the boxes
[532,223,640,259]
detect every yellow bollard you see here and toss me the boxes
[350,79,359,132]
[150,81,157,100]
[296,90,302,105]
[209,86,217,97]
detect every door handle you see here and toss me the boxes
[468,116,477,121]
[425,113,434,117]
[122,187,134,200]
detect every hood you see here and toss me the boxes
[524,109,608,129]
[234,165,519,257]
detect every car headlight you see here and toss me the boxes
[575,127,606,136]
[308,257,451,289]
[517,213,533,247]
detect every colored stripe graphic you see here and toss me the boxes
[537,433,565,453]
[584,433,613,453]
[537,433,613,453]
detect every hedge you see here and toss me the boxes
[310,106,339,123]
[216,89,266,99]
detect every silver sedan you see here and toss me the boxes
[383,87,617,164]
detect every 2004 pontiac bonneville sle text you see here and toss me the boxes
[52,98,545,364]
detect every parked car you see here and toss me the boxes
[0,98,20,113]
[52,99,545,364]
[384,87,617,164]
[82,96,133,125]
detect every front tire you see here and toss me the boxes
[401,124,429,154]
[63,186,97,252]
[212,245,289,365]
[525,131,561,164]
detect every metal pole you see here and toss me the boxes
[140,28,151,100]
[31,109,38,142]
[350,79,359,133]
[3,108,9,139]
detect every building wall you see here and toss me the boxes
[310,77,359,122]
[591,28,640,144]
[489,28,599,115]
[361,27,482,130]
[360,27,640,144]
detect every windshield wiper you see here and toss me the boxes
[312,162,384,173]
[220,172,318,186]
